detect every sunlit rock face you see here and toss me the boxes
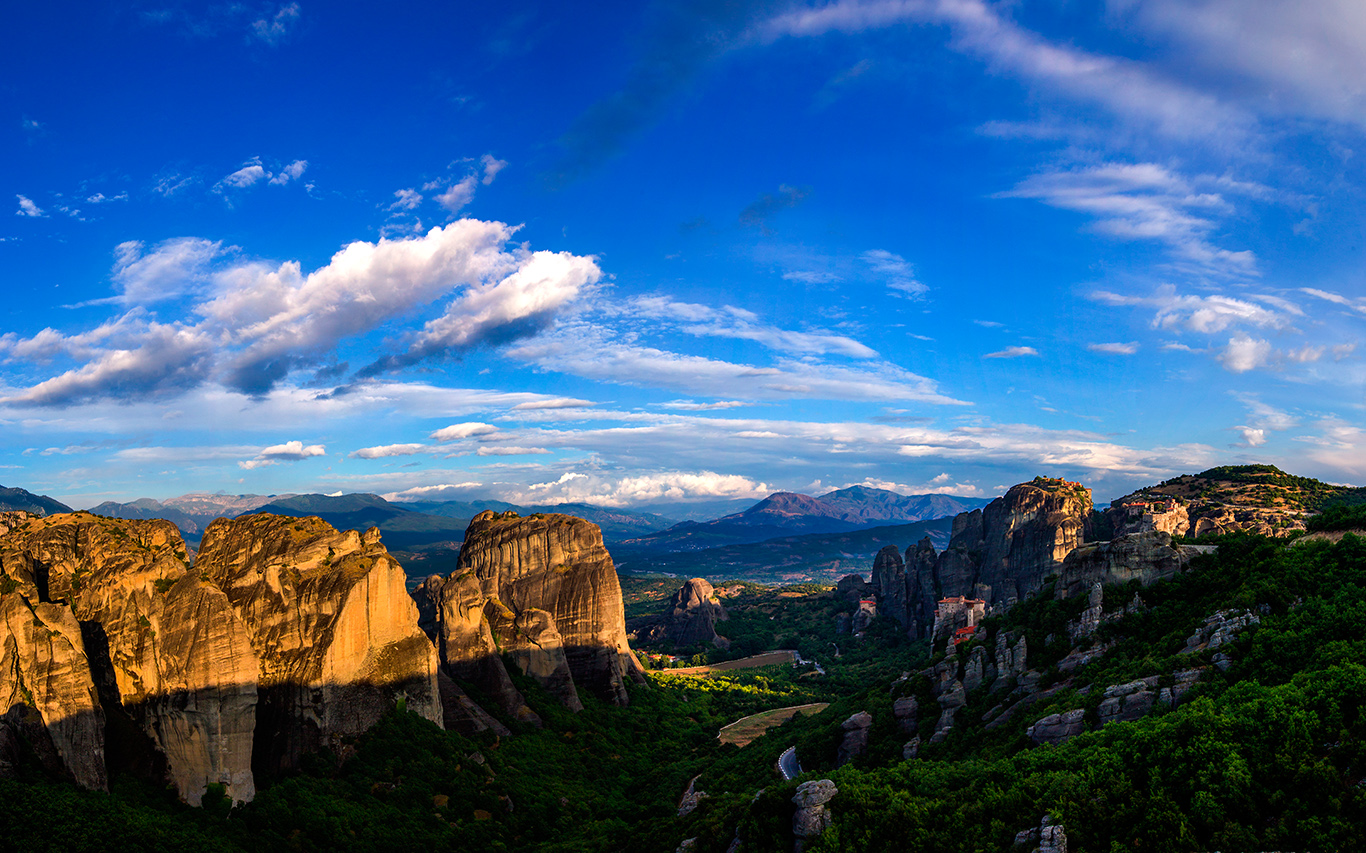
[0,592,106,791]
[0,512,441,806]
[196,515,442,781]
[430,511,645,714]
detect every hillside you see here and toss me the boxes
[1108,464,1366,538]
[0,484,72,516]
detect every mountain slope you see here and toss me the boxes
[0,484,72,516]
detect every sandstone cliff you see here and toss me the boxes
[427,511,645,718]
[196,515,442,780]
[0,511,441,806]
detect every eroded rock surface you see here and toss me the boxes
[431,511,645,716]
[197,515,441,781]
[1058,532,1207,599]
[637,577,729,649]
[0,511,441,806]
[836,710,872,766]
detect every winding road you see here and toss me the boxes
[778,746,802,780]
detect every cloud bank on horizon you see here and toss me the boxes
[2,0,1364,509]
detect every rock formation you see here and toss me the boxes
[425,511,645,719]
[835,573,870,603]
[870,546,908,625]
[636,577,729,649]
[0,511,442,806]
[835,710,872,766]
[1097,678,1158,726]
[1026,709,1085,745]
[874,479,1093,636]
[791,779,838,852]
[1057,532,1209,599]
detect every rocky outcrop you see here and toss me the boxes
[871,546,908,625]
[0,512,442,806]
[1026,709,1085,745]
[196,515,441,782]
[0,593,105,791]
[995,632,1028,684]
[892,696,918,734]
[1058,532,1208,599]
[791,779,838,852]
[835,573,870,603]
[1068,583,1105,641]
[637,578,729,649]
[1181,609,1260,654]
[429,511,645,717]
[851,599,877,634]
[1015,816,1068,853]
[836,711,872,766]
[1097,678,1158,725]
[975,479,1092,606]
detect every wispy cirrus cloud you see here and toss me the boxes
[627,296,876,358]
[1087,342,1139,355]
[1002,163,1258,280]
[1091,284,1295,333]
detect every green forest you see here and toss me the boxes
[6,526,1366,852]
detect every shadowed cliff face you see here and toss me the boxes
[0,512,442,806]
[427,511,645,717]
[635,577,730,649]
[875,480,1094,637]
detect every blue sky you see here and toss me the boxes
[3,0,1365,510]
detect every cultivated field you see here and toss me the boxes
[718,703,831,747]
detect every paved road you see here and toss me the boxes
[778,746,801,780]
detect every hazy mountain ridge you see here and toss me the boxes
[0,485,73,516]
[629,488,989,553]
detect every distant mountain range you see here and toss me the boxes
[624,487,989,552]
